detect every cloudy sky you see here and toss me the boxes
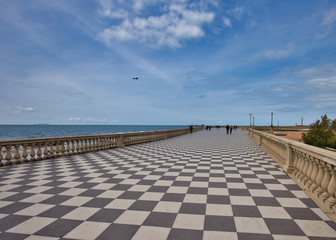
[1,0,336,126]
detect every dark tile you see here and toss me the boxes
[208,182,227,188]
[228,189,250,196]
[285,207,321,220]
[105,178,123,184]
[88,209,124,222]
[36,219,81,237]
[83,198,112,208]
[179,203,206,214]
[172,181,190,186]
[265,219,305,235]
[111,184,133,191]
[7,185,34,192]
[137,180,157,185]
[148,186,169,192]
[2,192,34,202]
[0,232,28,240]
[0,202,32,214]
[79,189,105,197]
[168,229,203,240]
[237,233,273,240]
[246,183,267,189]
[39,205,76,218]
[270,190,296,198]
[129,200,158,211]
[285,184,302,190]
[232,205,262,217]
[143,212,177,227]
[261,179,280,184]
[241,174,258,178]
[226,178,244,183]
[118,191,144,200]
[253,197,281,207]
[192,177,209,182]
[300,198,318,208]
[0,215,30,231]
[204,215,236,231]
[97,223,139,240]
[44,187,69,195]
[160,176,176,181]
[41,195,72,205]
[76,182,99,189]
[161,193,185,202]
[187,187,208,194]
[207,195,230,204]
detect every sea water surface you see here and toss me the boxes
[0,125,188,140]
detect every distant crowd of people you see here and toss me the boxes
[203,124,238,134]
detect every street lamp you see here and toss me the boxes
[248,113,253,127]
[301,117,304,131]
[270,111,274,134]
[253,115,255,127]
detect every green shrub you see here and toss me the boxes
[302,114,336,149]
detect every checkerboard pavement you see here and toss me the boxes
[0,129,335,240]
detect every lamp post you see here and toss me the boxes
[253,115,255,127]
[249,113,253,127]
[301,117,304,131]
[270,111,274,134]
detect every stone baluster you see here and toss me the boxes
[314,160,326,196]
[21,144,28,162]
[303,156,314,185]
[43,142,49,159]
[61,141,66,156]
[36,144,43,160]
[320,162,331,201]
[13,145,21,164]
[298,154,309,182]
[76,140,80,154]
[294,152,303,179]
[71,140,76,154]
[5,145,12,164]
[88,139,92,151]
[55,141,60,157]
[326,164,336,209]
[0,146,3,164]
[66,140,70,155]
[49,142,55,157]
[308,158,319,192]
[80,139,84,153]
[29,144,36,161]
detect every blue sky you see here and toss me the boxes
[1,0,336,126]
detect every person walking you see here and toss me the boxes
[189,125,193,134]
[226,124,229,134]
[230,125,233,134]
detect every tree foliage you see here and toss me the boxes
[302,114,336,149]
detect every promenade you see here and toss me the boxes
[0,129,335,240]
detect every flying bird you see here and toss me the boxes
[133,77,138,80]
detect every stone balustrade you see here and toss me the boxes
[0,127,201,167]
[249,128,336,213]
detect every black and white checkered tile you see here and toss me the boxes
[0,130,335,240]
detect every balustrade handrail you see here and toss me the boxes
[249,128,336,214]
[0,127,203,166]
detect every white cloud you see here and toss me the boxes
[322,7,336,25]
[223,17,232,28]
[307,76,336,87]
[254,43,294,59]
[68,117,81,121]
[13,106,34,115]
[227,7,244,20]
[98,1,215,48]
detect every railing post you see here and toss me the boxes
[117,135,124,147]
[283,143,295,173]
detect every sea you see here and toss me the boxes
[0,125,188,141]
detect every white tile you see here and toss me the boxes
[258,206,291,219]
[153,201,182,213]
[24,186,52,194]
[230,196,255,205]
[128,185,151,192]
[64,221,110,240]
[310,208,331,221]
[59,188,86,196]
[92,183,116,190]
[62,207,99,220]
[173,214,204,230]
[0,200,12,208]
[234,217,270,234]
[15,204,54,216]
[20,194,54,203]
[249,189,273,197]
[272,235,309,240]
[227,183,247,189]
[57,182,82,188]
[139,192,164,201]
[7,217,56,234]
[105,199,135,210]
[276,198,306,208]
[97,190,124,199]
[206,204,233,216]
[291,190,309,199]
[60,196,92,206]
[190,182,208,188]
[184,194,207,203]
[208,188,228,196]
[88,177,109,183]
[132,226,170,240]
[295,220,336,237]
[265,184,287,191]
[167,186,188,194]
[114,210,150,225]
[25,235,60,240]
[208,177,226,182]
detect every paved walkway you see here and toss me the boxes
[0,130,335,240]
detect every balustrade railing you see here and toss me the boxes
[0,127,201,167]
[249,128,336,212]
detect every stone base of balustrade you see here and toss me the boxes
[282,165,295,174]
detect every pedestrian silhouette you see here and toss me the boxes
[226,124,229,134]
